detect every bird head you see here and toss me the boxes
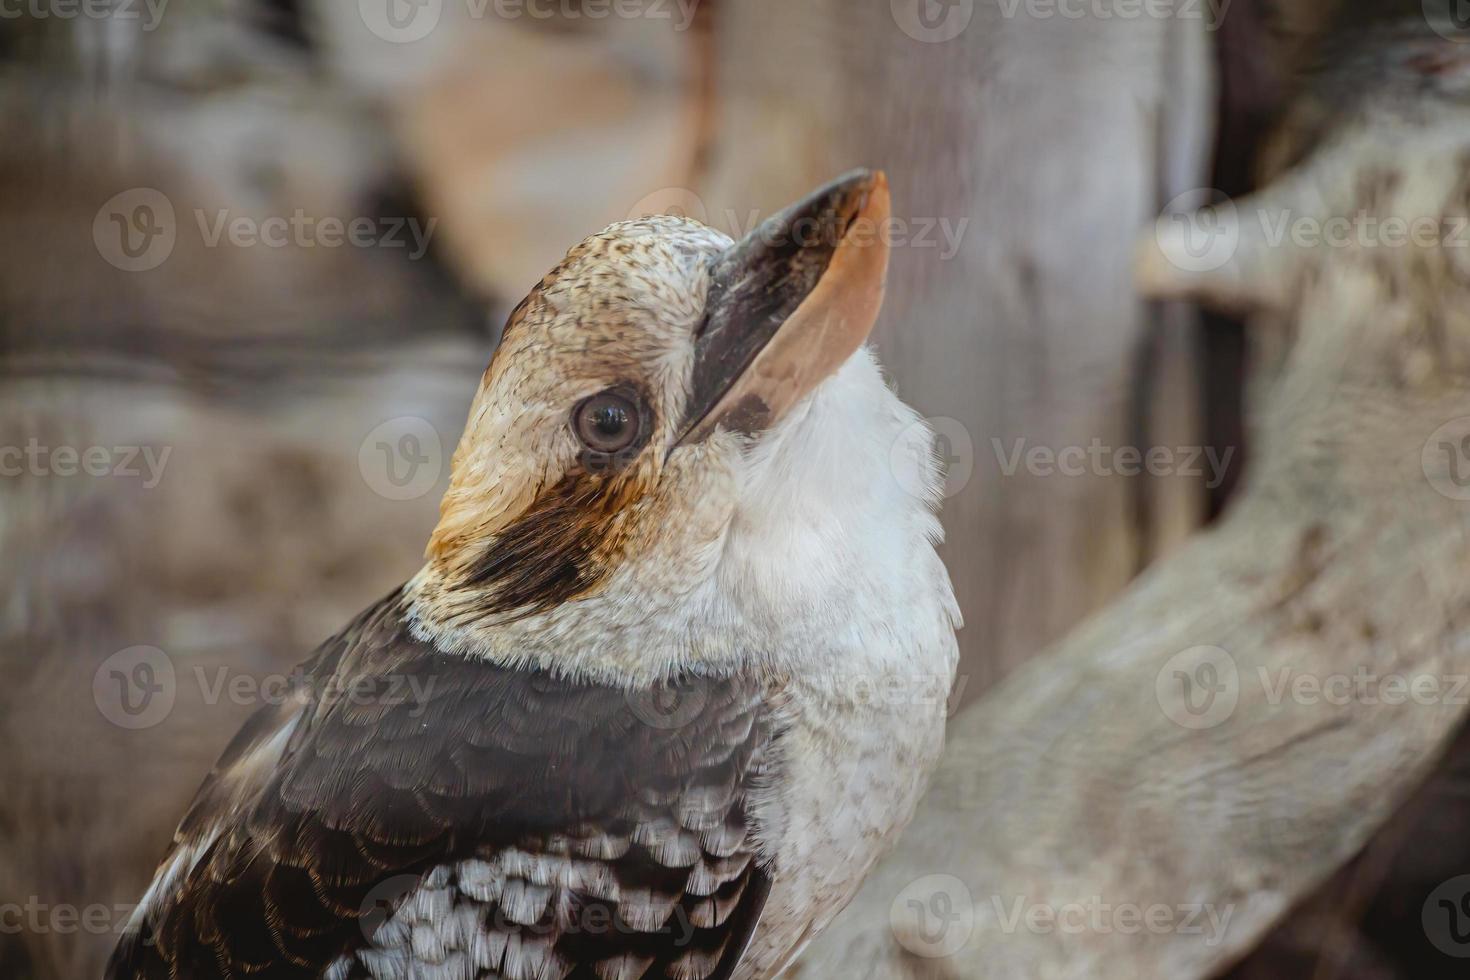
[410,170,949,679]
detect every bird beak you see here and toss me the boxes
[675,169,891,447]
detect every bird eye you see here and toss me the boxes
[573,390,645,457]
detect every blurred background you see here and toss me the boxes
[7,0,1468,977]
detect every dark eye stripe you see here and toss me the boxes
[460,389,655,617]
[462,473,631,617]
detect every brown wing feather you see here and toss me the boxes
[107,591,776,980]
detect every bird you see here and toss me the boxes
[106,169,961,980]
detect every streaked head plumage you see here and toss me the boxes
[408,171,951,675]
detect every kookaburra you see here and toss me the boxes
[108,170,960,980]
